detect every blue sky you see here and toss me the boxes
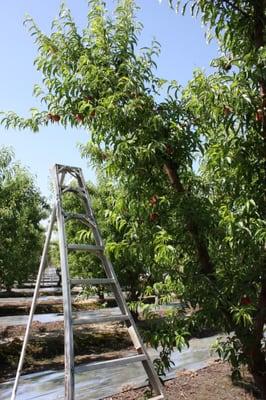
[0,0,217,199]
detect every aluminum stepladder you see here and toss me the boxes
[11,164,165,400]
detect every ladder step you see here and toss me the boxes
[61,186,85,197]
[76,354,147,372]
[72,314,129,325]
[71,278,115,285]
[58,164,80,172]
[64,213,96,228]
[68,244,104,253]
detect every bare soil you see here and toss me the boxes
[0,320,133,382]
[105,361,257,400]
[0,295,260,399]
[0,297,104,316]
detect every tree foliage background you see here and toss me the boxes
[57,173,183,306]
[1,0,265,396]
[0,147,48,289]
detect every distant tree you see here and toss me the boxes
[0,147,48,290]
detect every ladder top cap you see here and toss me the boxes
[54,164,82,173]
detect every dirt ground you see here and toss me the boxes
[105,361,257,400]
[0,295,260,399]
[0,320,133,382]
[0,297,104,316]
[0,321,261,399]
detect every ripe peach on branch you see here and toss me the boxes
[149,212,159,222]
[53,115,60,122]
[255,109,263,122]
[90,110,96,119]
[75,113,84,123]
[240,296,252,306]
[85,95,94,102]
[149,195,158,206]
[165,145,174,155]
[223,106,232,116]
[47,113,60,122]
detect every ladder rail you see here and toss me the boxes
[53,165,75,400]
[11,206,56,400]
[99,255,165,396]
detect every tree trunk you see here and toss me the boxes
[97,287,105,303]
[254,0,266,166]
[5,284,13,295]
[163,160,266,395]
[246,278,266,398]
[163,160,214,276]
[251,2,266,396]
[128,289,140,321]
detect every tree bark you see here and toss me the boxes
[163,160,214,276]
[247,277,266,398]
[250,1,266,397]
[254,0,266,142]
[96,287,105,303]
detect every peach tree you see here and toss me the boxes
[1,0,265,394]
[57,172,181,307]
[169,0,266,393]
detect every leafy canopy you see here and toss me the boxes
[0,147,48,289]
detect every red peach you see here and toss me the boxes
[255,109,263,122]
[240,296,252,306]
[149,212,159,222]
[75,113,84,123]
[149,195,158,206]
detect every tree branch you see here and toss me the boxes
[163,159,215,276]
[220,0,250,18]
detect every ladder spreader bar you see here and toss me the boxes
[61,186,86,197]
[64,213,96,228]
[57,164,81,173]
[76,354,146,372]
[68,244,104,253]
[71,278,115,285]
[72,314,129,325]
